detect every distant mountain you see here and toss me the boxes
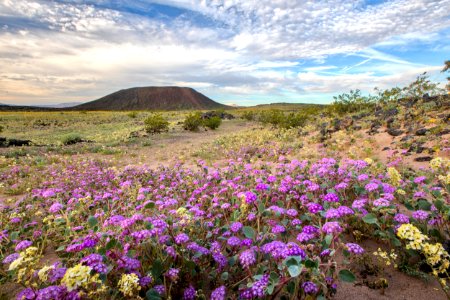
[37,102,83,108]
[73,86,230,111]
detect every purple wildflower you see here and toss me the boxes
[345,243,365,254]
[239,249,256,268]
[183,285,196,300]
[322,222,343,235]
[210,286,226,300]
[412,210,429,221]
[175,233,190,244]
[15,240,32,251]
[302,281,319,294]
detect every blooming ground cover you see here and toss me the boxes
[1,135,449,300]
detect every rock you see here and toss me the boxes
[332,118,342,132]
[414,156,433,162]
[415,128,428,136]
[0,138,32,147]
[367,120,381,135]
[384,108,399,117]
[386,118,395,128]
[437,128,450,136]
[352,112,369,120]
[352,125,362,131]
[400,135,413,142]
[382,147,390,151]
[387,128,404,136]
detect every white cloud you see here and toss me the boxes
[0,0,449,104]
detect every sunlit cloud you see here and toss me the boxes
[0,0,449,105]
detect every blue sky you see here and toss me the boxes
[0,0,449,106]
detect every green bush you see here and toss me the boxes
[61,133,83,145]
[144,113,169,134]
[203,116,222,130]
[281,112,307,129]
[258,109,284,126]
[0,125,3,133]
[241,111,256,121]
[183,112,203,131]
[127,111,138,119]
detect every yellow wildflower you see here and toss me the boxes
[62,264,93,291]
[118,273,141,297]
[364,158,374,165]
[396,189,406,195]
[8,256,24,271]
[38,265,55,281]
[430,157,443,171]
[387,167,401,186]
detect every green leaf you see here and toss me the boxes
[417,199,431,211]
[151,260,163,279]
[55,245,65,252]
[431,190,442,198]
[242,226,255,239]
[429,228,442,239]
[404,202,414,211]
[325,234,333,246]
[10,231,19,241]
[434,199,444,211]
[146,289,162,300]
[288,265,302,277]
[362,213,378,224]
[257,202,265,214]
[338,269,356,282]
[145,202,155,209]
[304,259,318,269]
[221,272,229,281]
[267,284,275,295]
[392,237,402,247]
[87,216,98,228]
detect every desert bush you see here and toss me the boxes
[0,124,3,133]
[258,109,284,126]
[203,116,222,130]
[258,110,307,129]
[127,111,138,119]
[281,112,307,129]
[144,113,169,134]
[61,133,83,145]
[330,89,376,115]
[241,111,256,121]
[183,112,203,131]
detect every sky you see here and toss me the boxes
[0,0,449,106]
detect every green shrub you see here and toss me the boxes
[61,133,83,145]
[281,112,307,129]
[0,125,3,133]
[203,116,222,130]
[183,112,203,131]
[241,111,256,121]
[258,109,284,126]
[144,113,169,134]
[127,111,138,119]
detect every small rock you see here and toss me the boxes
[438,128,450,136]
[387,128,404,136]
[414,156,433,162]
[382,147,390,151]
[415,128,428,136]
[400,135,413,142]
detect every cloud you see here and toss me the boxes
[0,0,449,104]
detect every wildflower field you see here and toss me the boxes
[1,92,450,299]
